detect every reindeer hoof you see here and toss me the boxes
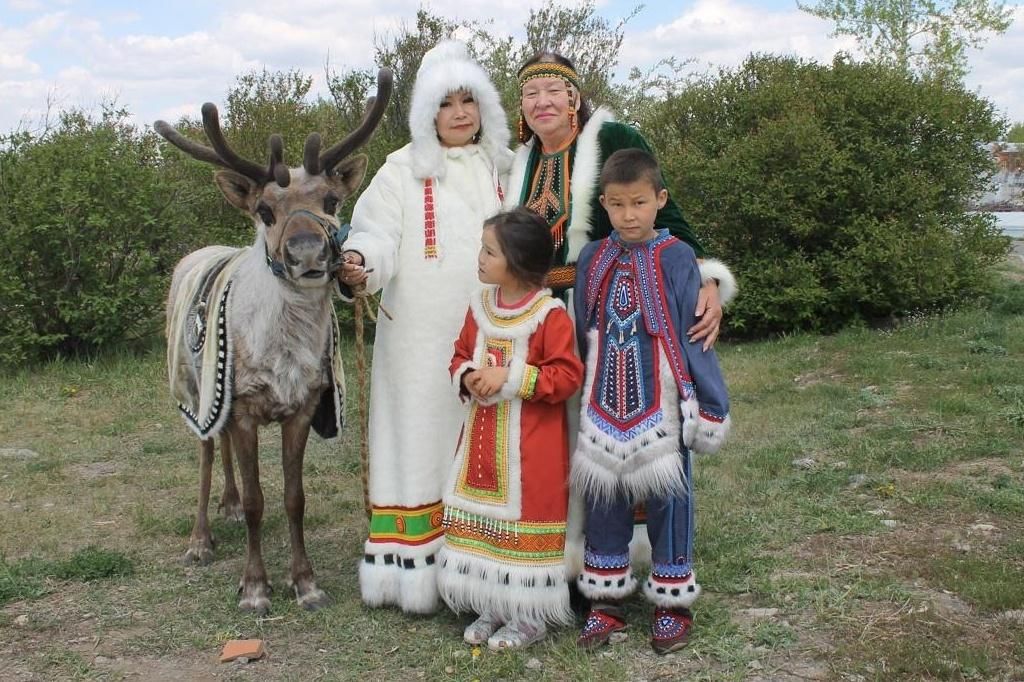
[183,542,215,566]
[218,500,244,522]
[295,586,330,611]
[238,595,271,616]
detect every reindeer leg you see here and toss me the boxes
[230,421,272,615]
[281,410,329,611]
[218,432,244,521]
[184,438,216,566]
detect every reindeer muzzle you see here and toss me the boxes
[266,209,342,282]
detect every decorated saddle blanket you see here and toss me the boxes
[166,247,345,440]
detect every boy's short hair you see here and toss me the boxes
[484,207,553,289]
[599,148,665,193]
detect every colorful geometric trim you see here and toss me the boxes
[454,400,510,504]
[481,290,554,329]
[652,562,693,580]
[423,178,438,260]
[519,365,539,400]
[519,62,581,90]
[584,547,630,571]
[367,502,445,545]
[699,409,725,423]
[545,264,576,290]
[443,507,566,565]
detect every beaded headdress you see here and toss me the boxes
[518,62,581,91]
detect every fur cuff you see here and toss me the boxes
[699,258,738,306]
[496,357,533,401]
[692,413,730,454]
[643,571,701,608]
[680,397,699,450]
[452,361,479,401]
[577,567,638,602]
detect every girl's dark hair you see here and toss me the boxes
[516,52,593,144]
[484,207,554,289]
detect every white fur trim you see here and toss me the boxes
[680,396,699,451]
[438,546,573,626]
[497,357,528,401]
[566,107,614,263]
[691,414,731,455]
[698,258,738,305]
[452,360,479,401]
[409,41,509,180]
[576,566,638,601]
[359,539,443,614]
[643,571,702,608]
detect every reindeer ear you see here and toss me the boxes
[329,154,368,198]
[214,170,260,212]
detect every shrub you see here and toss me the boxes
[644,54,1009,337]
[0,107,197,363]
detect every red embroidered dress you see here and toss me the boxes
[439,286,584,625]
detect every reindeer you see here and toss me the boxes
[156,70,392,614]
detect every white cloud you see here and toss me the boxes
[0,1,1021,135]
[620,0,1024,126]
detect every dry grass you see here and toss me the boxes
[2,259,1024,680]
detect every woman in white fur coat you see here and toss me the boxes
[338,41,512,614]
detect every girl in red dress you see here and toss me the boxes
[439,207,584,649]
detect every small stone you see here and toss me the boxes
[970,523,997,533]
[748,659,763,670]
[881,519,898,528]
[866,509,887,516]
[792,458,816,470]
[847,474,869,488]
[444,666,455,674]
[14,615,28,627]
[609,631,628,644]
[832,461,848,469]
[525,658,542,670]
[952,540,971,552]
[95,656,109,664]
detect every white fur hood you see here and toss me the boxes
[408,40,510,181]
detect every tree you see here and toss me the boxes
[797,0,1013,81]
[643,54,1007,337]
[1007,121,1024,143]
[0,106,194,362]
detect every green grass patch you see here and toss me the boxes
[0,546,134,605]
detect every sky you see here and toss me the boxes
[1,0,1022,135]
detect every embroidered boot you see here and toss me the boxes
[651,607,693,655]
[577,603,627,650]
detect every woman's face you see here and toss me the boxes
[520,76,578,147]
[436,90,481,148]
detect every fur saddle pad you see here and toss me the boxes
[166,247,345,440]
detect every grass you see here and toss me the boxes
[1,259,1024,679]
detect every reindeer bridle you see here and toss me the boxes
[263,209,344,281]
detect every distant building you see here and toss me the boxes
[975,142,1024,210]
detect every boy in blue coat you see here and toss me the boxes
[572,148,732,654]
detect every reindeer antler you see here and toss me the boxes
[155,67,393,182]
[319,68,394,175]
[155,105,279,186]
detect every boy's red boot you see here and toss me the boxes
[651,607,693,655]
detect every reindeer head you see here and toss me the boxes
[156,69,393,287]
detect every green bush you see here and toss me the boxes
[0,107,199,363]
[644,54,1009,337]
